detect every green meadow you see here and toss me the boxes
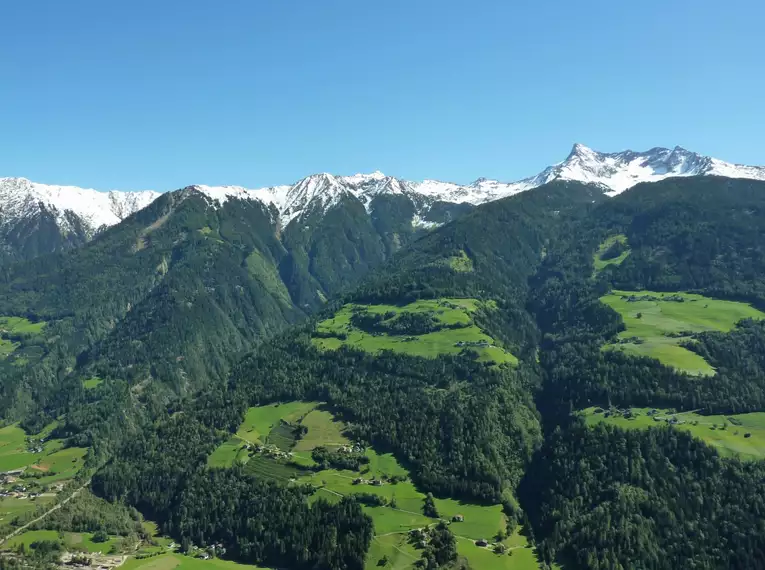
[312,298,517,366]
[207,402,321,468]
[293,409,350,452]
[0,495,55,524]
[365,533,419,570]
[0,316,46,361]
[0,422,87,485]
[121,554,271,570]
[3,529,122,553]
[0,423,29,471]
[30,446,88,484]
[593,234,631,273]
[236,401,318,445]
[82,377,103,389]
[298,461,508,540]
[600,290,765,375]
[0,316,46,337]
[207,402,543,570]
[582,407,765,460]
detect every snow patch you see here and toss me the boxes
[0,177,160,232]
[3,144,764,238]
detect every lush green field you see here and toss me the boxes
[82,377,103,389]
[600,290,765,375]
[0,423,30,471]
[30,446,88,484]
[235,402,318,445]
[593,234,630,273]
[312,298,517,366]
[207,403,542,569]
[456,536,540,570]
[3,529,122,553]
[0,495,55,524]
[207,438,249,468]
[582,407,765,460]
[432,250,474,273]
[2,529,61,549]
[0,422,86,490]
[121,554,272,570]
[293,409,350,452]
[0,338,19,358]
[365,533,419,570]
[297,448,540,567]
[208,402,327,468]
[243,456,302,482]
[0,316,46,336]
[0,316,46,360]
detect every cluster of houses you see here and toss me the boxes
[408,527,432,549]
[598,407,688,426]
[243,442,292,461]
[337,443,364,454]
[352,477,383,486]
[409,520,496,550]
[1,468,61,500]
[454,340,490,348]
[646,409,685,424]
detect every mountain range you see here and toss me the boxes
[2,144,763,263]
[3,164,765,570]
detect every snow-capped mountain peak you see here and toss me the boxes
[0,177,160,232]
[535,143,765,195]
[3,144,764,247]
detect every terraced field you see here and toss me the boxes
[242,456,302,482]
[600,290,765,375]
[582,407,765,460]
[312,298,517,366]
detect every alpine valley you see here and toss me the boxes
[2,145,765,570]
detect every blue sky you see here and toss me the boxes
[1,0,763,191]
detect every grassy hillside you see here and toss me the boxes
[600,290,765,375]
[593,234,630,273]
[207,402,321,468]
[121,554,272,570]
[581,406,765,460]
[4,529,122,553]
[207,402,543,570]
[313,298,517,366]
[0,421,88,532]
[0,422,87,478]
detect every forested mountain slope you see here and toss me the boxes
[524,176,765,569]
[5,176,765,570]
[0,182,464,421]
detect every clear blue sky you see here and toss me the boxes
[1,0,763,191]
